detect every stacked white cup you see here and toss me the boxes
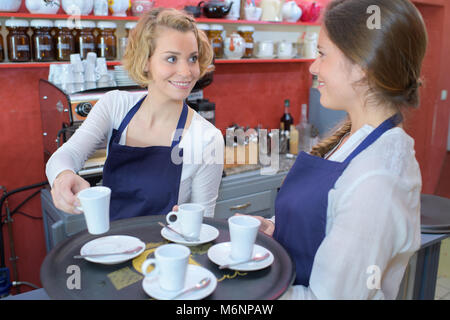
[70,54,85,92]
[59,64,75,93]
[96,57,110,88]
[84,52,98,90]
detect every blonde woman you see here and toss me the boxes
[248,0,427,299]
[46,8,223,220]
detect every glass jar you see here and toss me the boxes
[30,19,54,62]
[54,20,76,61]
[125,22,137,37]
[5,19,31,62]
[237,26,254,58]
[76,21,96,59]
[96,21,117,60]
[208,24,224,59]
[0,25,4,62]
[197,23,210,38]
[120,22,138,59]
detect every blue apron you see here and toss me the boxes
[102,96,188,221]
[273,113,402,286]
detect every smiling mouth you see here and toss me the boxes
[318,80,325,88]
[169,80,192,89]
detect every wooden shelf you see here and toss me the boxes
[195,18,320,26]
[0,12,140,21]
[0,61,121,68]
[0,12,320,25]
[215,58,315,64]
[0,59,313,68]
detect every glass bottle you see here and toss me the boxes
[76,21,96,59]
[5,19,31,62]
[0,25,4,62]
[30,19,54,62]
[280,99,294,153]
[280,99,294,132]
[208,24,224,59]
[296,103,312,152]
[96,21,117,60]
[237,26,254,58]
[54,20,76,61]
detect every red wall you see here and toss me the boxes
[0,0,449,294]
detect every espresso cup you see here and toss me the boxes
[76,186,111,235]
[166,203,204,239]
[141,244,190,291]
[228,215,261,261]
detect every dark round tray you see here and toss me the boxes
[40,215,295,300]
[420,194,450,234]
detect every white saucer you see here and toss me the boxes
[207,242,274,271]
[142,264,217,300]
[79,235,145,265]
[161,223,219,246]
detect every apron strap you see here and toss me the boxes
[116,95,146,136]
[343,113,403,164]
[114,96,188,148]
[171,102,189,148]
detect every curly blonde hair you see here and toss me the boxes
[122,8,213,87]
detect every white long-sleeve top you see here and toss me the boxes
[45,90,224,218]
[278,124,422,300]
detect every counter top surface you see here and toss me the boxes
[223,153,297,177]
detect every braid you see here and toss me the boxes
[310,119,352,158]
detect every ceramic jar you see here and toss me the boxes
[224,32,245,60]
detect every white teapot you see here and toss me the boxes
[26,0,60,14]
[224,33,245,60]
[260,0,282,22]
[109,0,130,17]
[62,0,94,15]
[281,1,302,22]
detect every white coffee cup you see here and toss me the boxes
[86,52,97,66]
[166,203,204,239]
[141,244,190,291]
[76,186,111,235]
[256,40,274,58]
[228,215,261,261]
[277,41,294,58]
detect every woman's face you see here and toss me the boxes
[309,29,365,111]
[146,27,200,102]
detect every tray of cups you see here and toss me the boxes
[41,213,295,300]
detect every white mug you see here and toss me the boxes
[228,215,261,261]
[277,41,294,58]
[141,244,190,291]
[256,41,274,58]
[76,186,111,235]
[166,203,204,238]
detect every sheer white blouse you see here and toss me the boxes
[278,124,422,299]
[45,90,224,218]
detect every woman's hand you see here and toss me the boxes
[235,213,275,236]
[51,170,90,214]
